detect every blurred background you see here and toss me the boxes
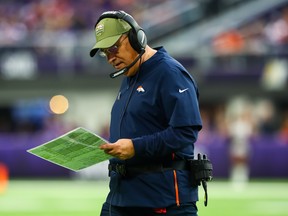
[0,0,288,215]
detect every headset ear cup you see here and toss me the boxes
[128,29,142,53]
[137,29,147,50]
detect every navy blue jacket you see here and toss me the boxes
[107,47,202,207]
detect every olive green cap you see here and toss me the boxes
[90,18,131,57]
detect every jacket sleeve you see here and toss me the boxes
[132,125,201,159]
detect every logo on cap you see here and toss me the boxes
[96,24,104,36]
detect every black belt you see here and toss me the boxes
[108,160,190,177]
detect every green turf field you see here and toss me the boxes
[0,179,287,216]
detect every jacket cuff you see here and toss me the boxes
[132,137,145,157]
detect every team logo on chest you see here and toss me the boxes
[136,85,145,93]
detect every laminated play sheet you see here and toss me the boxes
[27,127,111,171]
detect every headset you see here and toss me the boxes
[95,10,147,54]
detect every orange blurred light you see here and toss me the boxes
[49,95,69,114]
[0,163,8,194]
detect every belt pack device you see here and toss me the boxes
[189,153,213,206]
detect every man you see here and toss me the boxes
[90,10,202,216]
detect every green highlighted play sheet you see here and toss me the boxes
[27,127,111,171]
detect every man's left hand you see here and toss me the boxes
[99,139,135,160]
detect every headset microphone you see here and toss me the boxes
[109,49,145,78]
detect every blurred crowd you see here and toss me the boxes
[1,0,287,79]
[1,96,288,147]
[212,5,288,55]
[197,96,288,187]
[1,0,287,51]
[198,97,288,147]
[0,0,167,45]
